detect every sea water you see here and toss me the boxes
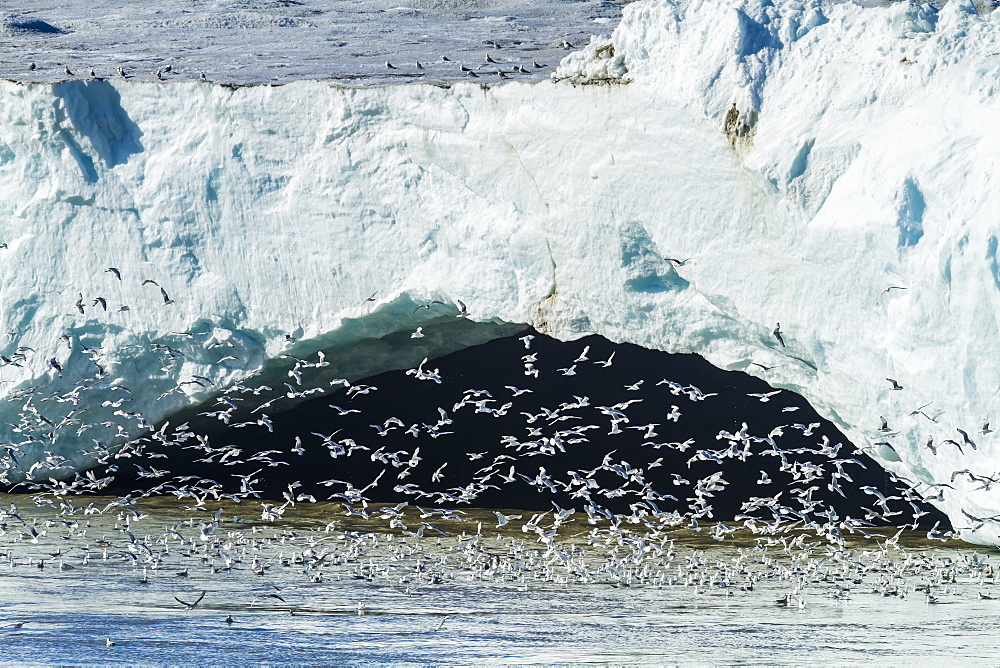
[0,495,997,664]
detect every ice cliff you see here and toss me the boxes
[1,0,999,541]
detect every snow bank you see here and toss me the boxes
[1,0,1000,541]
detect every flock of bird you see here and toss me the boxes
[0,306,944,546]
[2,492,998,645]
[28,61,204,83]
[384,51,555,80]
[27,39,566,85]
[0,268,996,642]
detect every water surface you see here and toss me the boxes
[0,496,996,664]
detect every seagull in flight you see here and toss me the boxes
[594,351,615,367]
[174,591,206,610]
[877,285,907,304]
[413,301,445,313]
[748,361,776,371]
[251,592,286,606]
[105,267,122,280]
[772,323,785,347]
[748,390,781,402]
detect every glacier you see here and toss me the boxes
[0,0,999,541]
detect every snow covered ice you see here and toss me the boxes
[0,0,617,85]
[0,0,999,542]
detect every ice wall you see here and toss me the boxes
[0,0,998,541]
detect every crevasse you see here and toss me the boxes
[0,0,998,542]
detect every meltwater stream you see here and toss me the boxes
[0,498,998,665]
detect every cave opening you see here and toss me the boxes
[109,328,947,532]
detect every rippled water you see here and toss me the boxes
[0,495,998,664]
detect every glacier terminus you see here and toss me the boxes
[0,0,997,543]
